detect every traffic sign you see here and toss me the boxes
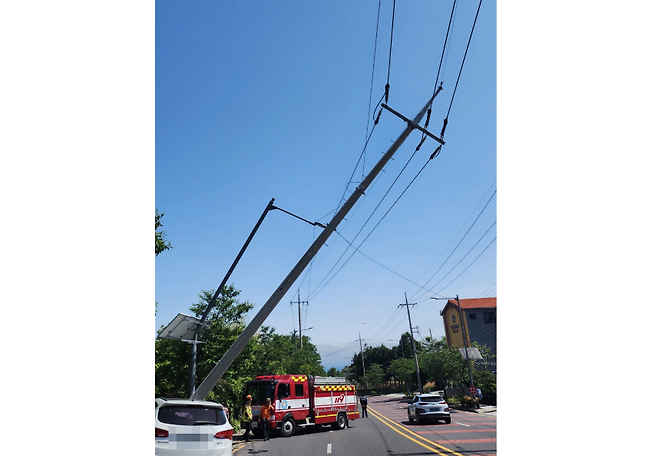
[468,385,477,395]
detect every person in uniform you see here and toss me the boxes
[241,395,254,442]
[259,397,274,441]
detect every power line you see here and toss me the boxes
[309,155,434,300]
[409,179,496,300]
[410,189,496,302]
[384,0,397,104]
[333,230,436,294]
[434,236,496,295]
[441,0,484,136]
[424,220,497,294]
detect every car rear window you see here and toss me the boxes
[158,405,227,426]
[420,396,444,402]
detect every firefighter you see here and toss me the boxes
[241,395,254,442]
[259,397,275,441]
[360,395,368,417]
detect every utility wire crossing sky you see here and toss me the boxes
[156,0,496,369]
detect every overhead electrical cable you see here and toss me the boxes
[422,0,458,141]
[409,180,496,301]
[322,340,359,358]
[476,282,497,298]
[384,0,396,104]
[433,236,496,295]
[440,0,483,139]
[367,310,408,342]
[432,0,459,95]
[309,143,424,300]
[365,307,404,341]
[410,189,496,302]
[423,220,496,294]
[363,0,383,178]
[333,230,438,295]
[309,155,434,301]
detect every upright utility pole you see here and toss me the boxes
[358,332,367,388]
[292,290,308,349]
[191,87,444,401]
[399,292,423,394]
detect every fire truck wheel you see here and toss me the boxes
[332,413,347,430]
[280,418,296,437]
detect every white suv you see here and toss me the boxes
[155,398,233,455]
[407,394,451,424]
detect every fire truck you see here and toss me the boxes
[244,375,359,437]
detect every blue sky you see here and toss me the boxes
[4,1,656,453]
[156,0,496,370]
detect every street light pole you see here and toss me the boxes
[188,198,275,397]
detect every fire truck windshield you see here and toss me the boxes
[245,381,276,405]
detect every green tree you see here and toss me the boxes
[155,209,172,256]
[326,367,340,377]
[155,286,255,409]
[349,343,396,382]
[472,342,496,399]
[250,329,325,376]
[155,285,326,423]
[418,337,468,390]
[363,363,384,389]
[389,357,416,385]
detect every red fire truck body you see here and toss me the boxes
[245,375,359,437]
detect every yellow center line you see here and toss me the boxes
[369,406,466,456]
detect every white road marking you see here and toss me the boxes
[327,443,332,453]
[456,422,471,427]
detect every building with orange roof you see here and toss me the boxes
[440,297,496,358]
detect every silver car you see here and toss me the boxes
[155,398,233,455]
[407,394,451,424]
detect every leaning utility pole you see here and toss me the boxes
[191,87,444,401]
[399,292,423,394]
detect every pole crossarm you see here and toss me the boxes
[381,103,446,146]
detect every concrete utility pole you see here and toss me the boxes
[358,332,367,389]
[399,292,423,394]
[191,87,444,401]
[292,290,308,349]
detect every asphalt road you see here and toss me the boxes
[233,395,496,456]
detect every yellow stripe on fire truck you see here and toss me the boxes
[291,375,307,382]
[316,385,356,392]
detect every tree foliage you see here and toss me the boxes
[155,209,172,256]
[155,285,326,421]
[343,333,495,396]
